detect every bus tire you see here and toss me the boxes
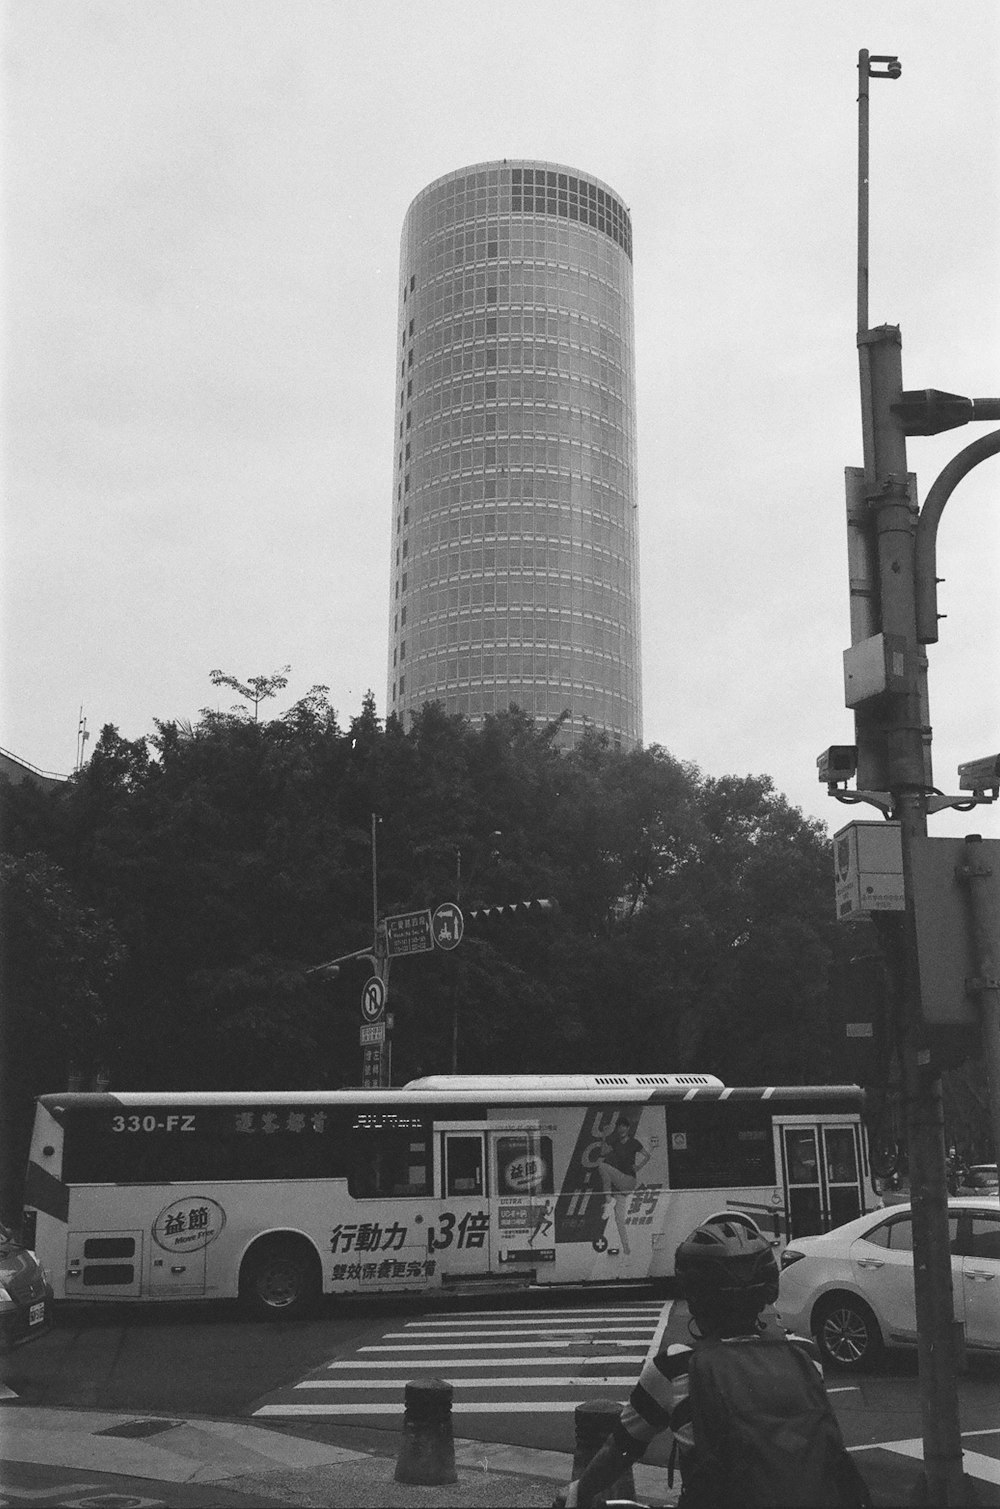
[812,1292,884,1371]
[239,1236,321,1321]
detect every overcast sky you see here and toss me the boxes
[3,0,998,840]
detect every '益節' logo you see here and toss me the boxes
[152,1196,225,1252]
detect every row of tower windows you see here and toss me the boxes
[405,572,638,616]
[412,174,632,262]
[406,598,638,639]
[412,624,637,659]
[412,650,635,687]
[400,474,636,515]
[414,349,630,396]
[406,509,634,548]
[418,391,629,437]
[418,378,629,419]
[415,411,627,452]
[412,342,628,386]
[412,446,631,492]
[389,685,635,728]
[417,308,626,350]
[414,374,632,428]
[417,273,628,325]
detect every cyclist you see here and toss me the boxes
[557,1213,869,1508]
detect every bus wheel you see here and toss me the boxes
[239,1238,321,1321]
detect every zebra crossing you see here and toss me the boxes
[253,1299,669,1421]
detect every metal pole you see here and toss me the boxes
[956,835,1000,1169]
[371,812,379,935]
[864,328,968,1506]
[857,50,871,337]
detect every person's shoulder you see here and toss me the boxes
[783,1331,825,1370]
[650,1340,693,1380]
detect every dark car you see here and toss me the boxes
[0,1220,53,1353]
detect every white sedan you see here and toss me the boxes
[777,1197,1000,1370]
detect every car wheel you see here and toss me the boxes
[813,1293,884,1371]
[239,1238,320,1321]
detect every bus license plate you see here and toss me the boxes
[29,1302,45,1325]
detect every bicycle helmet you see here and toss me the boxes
[674,1214,779,1312]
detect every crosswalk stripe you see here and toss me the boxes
[411,1309,662,1322]
[866,1438,1000,1487]
[324,1355,645,1369]
[442,1302,663,1310]
[255,1401,598,1416]
[382,1326,654,1339]
[297,1376,637,1389]
[360,1340,647,1351]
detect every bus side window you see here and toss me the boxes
[348,1133,430,1199]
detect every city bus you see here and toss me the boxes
[22,1074,878,1318]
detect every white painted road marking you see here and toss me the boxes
[866,1437,1000,1486]
[360,1338,649,1350]
[256,1400,606,1415]
[299,1375,640,1389]
[254,1298,666,1420]
[324,1354,646,1368]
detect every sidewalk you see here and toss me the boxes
[2,1404,999,1507]
[0,1406,677,1507]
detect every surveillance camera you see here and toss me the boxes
[957,754,1000,795]
[817,745,858,785]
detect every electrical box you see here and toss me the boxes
[834,821,905,920]
[910,836,1000,1027]
[843,633,911,707]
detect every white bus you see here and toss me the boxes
[22,1074,878,1318]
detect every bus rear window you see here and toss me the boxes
[667,1104,775,1189]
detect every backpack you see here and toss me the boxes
[675,1333,871,1509]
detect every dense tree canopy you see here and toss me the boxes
[2,681,861,1211]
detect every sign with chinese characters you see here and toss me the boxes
[362,1044,389,1088]
[360,1021,386,1045]
[152,1196,225,1252]
[384,909,434,956]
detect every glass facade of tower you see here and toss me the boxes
[387,160,641,748]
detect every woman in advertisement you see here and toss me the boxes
[596,1114,650,1255]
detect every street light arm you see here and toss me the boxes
[306,946,379,974]
[915,427,1000,643]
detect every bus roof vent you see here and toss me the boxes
[633,1074,722,1087]
[403,1073,725,1092]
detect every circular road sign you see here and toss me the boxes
[360,976,387,1022]
[432,902,464,951]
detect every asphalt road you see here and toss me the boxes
[3,1287,999,1485]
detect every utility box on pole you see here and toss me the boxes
[909,836,999,1028]
[834,821,905,920]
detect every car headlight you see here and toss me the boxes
[780,1248,806,1270]
[0,1283,13,1306]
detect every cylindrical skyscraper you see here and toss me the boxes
[387,160,641,749]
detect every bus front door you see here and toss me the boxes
[432,1131,494,1280]
[776,1119,864,1240]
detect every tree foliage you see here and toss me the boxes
[2,681,857,1201]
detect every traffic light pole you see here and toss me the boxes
[850,52,993,1504]
[859,327,968,1507]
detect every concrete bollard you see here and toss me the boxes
[394,1377,458,1485]
[571,1400,636,1505]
